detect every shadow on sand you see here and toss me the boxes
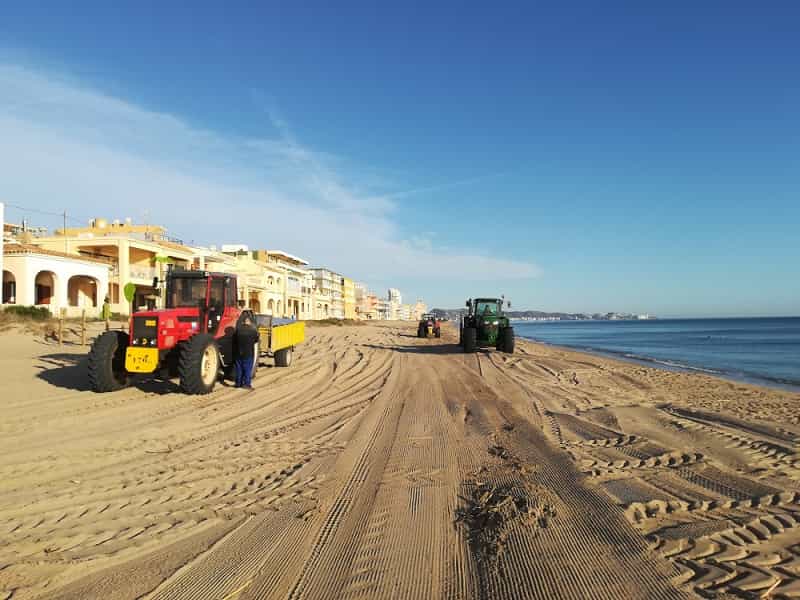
[36,352,274,394]
[358,342,491,356]
[36,353,183,395]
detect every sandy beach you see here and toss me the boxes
[2,320,800,599]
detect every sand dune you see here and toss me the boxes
[1,321,799,599]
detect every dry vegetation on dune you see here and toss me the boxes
[0,306,57,336]
[1,321,799,599]
[305,317,366,327]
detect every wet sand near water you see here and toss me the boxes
[2,321,800,599]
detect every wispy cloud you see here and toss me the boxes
[0,63,540,299]
[380,171,510,201]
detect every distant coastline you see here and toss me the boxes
[432,308,656,321]
[513,316,800,392]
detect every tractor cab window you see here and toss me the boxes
[166,277,207,308]
[209,279,224,311]
[476,301,498,316]
[224,277,237,307]
[208,278,225,333]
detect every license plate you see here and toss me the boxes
[125,347,159,373]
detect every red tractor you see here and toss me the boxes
[88,268,258,394]
[417,313,441,338]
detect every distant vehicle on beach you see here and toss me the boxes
[459,297,515,354]
[417,313,441,338]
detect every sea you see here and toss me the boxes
[512,317,800,391]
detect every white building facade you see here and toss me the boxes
[3,243,112,318]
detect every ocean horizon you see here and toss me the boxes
[513,316,800,391]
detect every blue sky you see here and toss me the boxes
[1,1,798,316]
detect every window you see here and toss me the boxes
[224,277,236,307]
[475,301,499,316]
[166,277,207,308]
[209,278,224,310]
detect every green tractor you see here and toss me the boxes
[459,297,515,354]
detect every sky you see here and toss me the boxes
[1,1,798,317]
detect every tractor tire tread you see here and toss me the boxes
[88,331,129,392]
[179,333,218,395]
[502,326,515,354]
[275,347,292,367]
[463,327,477,353]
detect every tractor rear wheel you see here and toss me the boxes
[179,334,220,394]
[500,327,515,354]
[88,331,130,392]
[417,325,425,338]
[275,347,293,367]
[463,327,477,353]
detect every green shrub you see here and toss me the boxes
[2,305,52,320]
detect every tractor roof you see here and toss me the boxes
[474,297,502,302]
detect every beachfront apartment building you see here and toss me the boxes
[342,277,356,320]
[312,287,332,319]
[413,300,427,320]
[30,217,195,314]
[354,283,373,320]
[331,274,344,319]
[2,239,112,318]
[261,251,313,320]
[387,288,402,320]
[376,297,391,320]
[396,303,412,321]
[311,268,345,319]
[221,247,286,315]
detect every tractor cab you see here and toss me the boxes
[471,299,502,318]
[163,270,238,335]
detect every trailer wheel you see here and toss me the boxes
[88,331,130,392]
[275,347,293,367]
[179,334,220,394]
[463,327,477,353]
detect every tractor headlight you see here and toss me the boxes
[150,339,157,346]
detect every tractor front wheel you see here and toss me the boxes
[463,327,477,353]
[179,334,220,394]
[500,327,515,354]
[275,347,293,367]
[88,331,130,392]
[434,327,441,338]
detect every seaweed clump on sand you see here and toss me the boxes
[455,478,556,564]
